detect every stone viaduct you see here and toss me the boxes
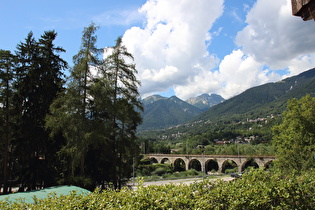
[146,154,276,173]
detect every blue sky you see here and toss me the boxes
[1,0,315,100]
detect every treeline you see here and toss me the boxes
[138,138,275,156]
[0,23,143,193]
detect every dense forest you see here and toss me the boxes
[0,23,143,192]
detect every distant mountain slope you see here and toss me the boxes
[139,96,203,131]
[186,94,224,111]
[194,68,315,122]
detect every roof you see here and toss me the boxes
[0,185,91,204]
[291,0,315,20]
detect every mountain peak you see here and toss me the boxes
[186,93,225,111]
[142,94,167,105]
[139,95,203,131]
[170,95,181,100]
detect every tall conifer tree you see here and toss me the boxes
[13,31,67,190]
[47,23,100,181]
[47,26,142,190]
[101,37,143,189]
[0,50,16,194]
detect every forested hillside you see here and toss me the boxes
[196,68,315,122]
[139,96,202,131]
[139,68,315,144]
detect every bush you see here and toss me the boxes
[225,167,238,174]
[66,176,93,191]
[1,169,315,209]
[153,167,168,176]
[137,163,173,177]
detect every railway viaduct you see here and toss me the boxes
[146,154,276,173]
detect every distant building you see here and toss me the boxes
[292,0,315,21]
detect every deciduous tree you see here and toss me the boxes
[272,94,315,172]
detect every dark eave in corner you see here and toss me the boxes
[292,0,315,21]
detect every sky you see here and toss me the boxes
[1,0,315,100]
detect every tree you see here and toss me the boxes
[37,31,68,187]
[0,50,16,194]
[99,36,143,189]
[68,23,101,177]
[272,94,315,173]
[46,23,101,183]
[47,26,142,190]
[13,31,67,190]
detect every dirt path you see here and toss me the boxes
[129,176,234,189]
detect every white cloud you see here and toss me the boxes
[286,54,315,77]
[120,0,315,101]
[174,70,221,100]
[216,50,282,99]
[122,0,224,99]
[215,0,315,99]
[236,0,315,70]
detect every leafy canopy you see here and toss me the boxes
[272,94,315,172]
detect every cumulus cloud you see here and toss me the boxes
[119,0,315,100]
[212,0,315,98]
[122,0,224,99]
[236,0,315,70]
[285,54,315,77]
[216,50,282,99]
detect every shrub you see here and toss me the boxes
[1,169,315,209]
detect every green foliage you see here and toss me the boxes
[1,170,315,209]
[272,94,315,173]
[198,69,315,124]
[0,50,16,194]
[0,30,67,191]
[205,143,275,156]
[140,137,275,156]
[136,163,173,177]
[162,169,202,179]
[224,168,238,174]
[100,36,143,189]
[46,23,101,179]
[0,23,144,192]
[46,26,143,189]
[139,96,202,131]
[140,68,315,144]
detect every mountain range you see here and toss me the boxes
[139,94,224,131]
[186,94,224,111]
[139,67,315,133]
[195,67,315,123]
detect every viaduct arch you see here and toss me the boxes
[146,154,275,173]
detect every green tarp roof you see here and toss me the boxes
[0,185,91,204]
